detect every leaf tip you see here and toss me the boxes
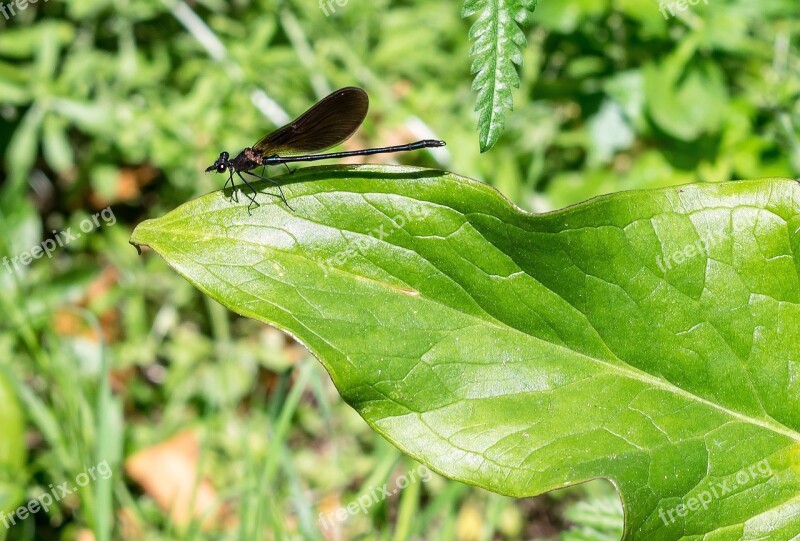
[130,218,163,254]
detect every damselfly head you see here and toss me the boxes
[205,151,230,174]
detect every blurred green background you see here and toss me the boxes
[0,0,798,539]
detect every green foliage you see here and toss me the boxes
[562,495,624,541]
[462,0,538,152]
[132,168,800,540]
[0,370,26,518]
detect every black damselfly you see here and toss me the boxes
[206,87,445,212]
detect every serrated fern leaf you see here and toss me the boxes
[462,0,537,152]
[561,496,624,541]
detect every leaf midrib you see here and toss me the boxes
[142,208,800,447]
[487,0,503,141]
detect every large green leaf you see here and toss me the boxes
[131,166,800,540]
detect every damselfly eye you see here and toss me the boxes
[217,163,226,173]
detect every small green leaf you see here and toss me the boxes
[6,103,45,191]
[0,22,75,59]
[132,167,800,540]
[51,98,112,134]
[644,45,729,141]
[0,79,30,105]
[34,26,60,83]
[462,0,537,152]
[562,496,624,541]
[0,370,27,517]
[90,164,120,201]
[43,115,75,173]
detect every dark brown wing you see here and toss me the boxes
[253,87,369,157]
